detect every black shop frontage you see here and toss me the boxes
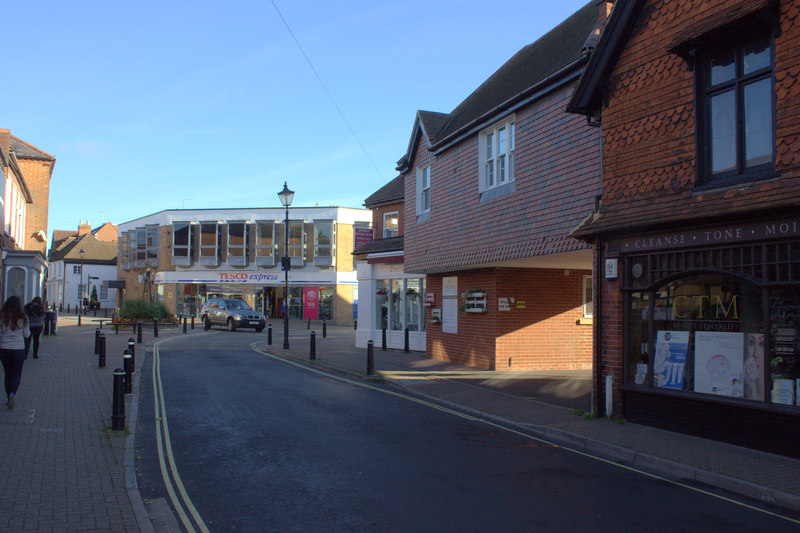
[601,216,800,457]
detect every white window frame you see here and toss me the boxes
[416,165,431,215]
[583,275,593,318]
[479,116,515,192]
[383,212,399,238]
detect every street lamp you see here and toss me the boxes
[79,249,85,315]
[278,182,295,350]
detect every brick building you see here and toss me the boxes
[353,174,426,351]
[568,0,800,456]
[117,207,371,326]
[0,130,54,302]
[400,2,604,370]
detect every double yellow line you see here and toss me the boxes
[152,338,209,533]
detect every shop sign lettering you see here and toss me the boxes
[672,295,738,320]
[610,218,800,253]
[217,273,280,283]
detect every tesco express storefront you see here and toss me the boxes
[155,269,358,325]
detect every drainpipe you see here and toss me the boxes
[594,237,605,417]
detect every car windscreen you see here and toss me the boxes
[225,300,252,310]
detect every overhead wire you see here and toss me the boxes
[269,0,387,181]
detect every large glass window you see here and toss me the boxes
[227,222,248,262]
[146,225,159,266]
[288,221,304,259]
[256,221,275,260]
[173,222,191,259]
[700,34,773,186]
[314,221,334,260]
[135,228,146,267]
[200,223,219,265]
[376,280,388,329]
[405,278,421,331]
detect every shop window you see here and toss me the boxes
[172,222,193,266]
[227,222,248,267]
[313,220,335,267]
[405,278,421,331]
[626,273,768,402]
[768,287,800,405]
[256,221,275,267]
[375,280,388,330]
[697,33,774,188]
[319,287,333,321]
[200,223,219,266]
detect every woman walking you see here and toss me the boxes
[25,296,45,359]
[0,296,31,409]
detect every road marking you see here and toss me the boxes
[250,341,800,525]
[153,336,212,533]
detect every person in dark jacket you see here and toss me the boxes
[24,296,45,359]
[1,296,31,409]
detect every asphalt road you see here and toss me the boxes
[135,331,800,532]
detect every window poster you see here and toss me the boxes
[654,331,689,389]
[694,332,744,397]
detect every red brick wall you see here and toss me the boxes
[597,0,800,231]
[19,158,53,255]
[404,84,600,273]
[426,268,592,370]
[373,201,404,239]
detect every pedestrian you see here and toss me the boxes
[0,295,31,409]
[25,296,45,359]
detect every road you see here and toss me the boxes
[135,331,800,532]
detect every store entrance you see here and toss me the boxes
[256,288,276,318]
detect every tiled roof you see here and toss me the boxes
[363,176,404,207]
[47,233,117,263]
[9,135,55,161]
[353,236,403,256]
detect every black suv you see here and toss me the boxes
[201,298,266,332]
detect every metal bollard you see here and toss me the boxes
[67,304,70,313]
[95,328,101,355]
[268,324,273,345]
[323,320,327,338]
[367,340,375,376]
[128,339,136,369]
[112,369,126,431]
[154,318,159,338]
[78,314,81,327]
[191,316,195,330]
[94,308,98,317]
[123,350,133,394]
[404,327,409,353]
[183,316,187,334]
[98,332,107,368]
[307,317,311,329]
[137,322,143,343]
[382,327,387,351]
[310,331,316,360]
[354,319,357,330]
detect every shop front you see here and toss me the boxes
[156,271,351,324]
[603,216,800,457]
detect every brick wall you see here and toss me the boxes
[373,202,403,239]
[404,84,600,274]
[18,158,53,255]
[426,268,592,370]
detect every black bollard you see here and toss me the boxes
[367,340,375,376]
[153,318,159,338]
[354,319,357,330]
[404,327,409,353]
[78,314,81,327]
[323,320,327,338]
[307,317,311,330]
[94,307,98,317]
[59,303,63,312]
[95,328,101,355]
[128,339,136,369]
[183,316,187,334]
[310,331,316,360]
[382,327,387,351]
[112,369,126,431]
[137,322,143,343]
[115,322,119,335]
[191,316,195,330]
[67,304,70,313]
[268,324,273,345]
[123,350,133,394]
[98,332,107,368]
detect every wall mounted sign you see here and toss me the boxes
[498,298,510,311]
[605,258,619,280]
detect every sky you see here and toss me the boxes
[5,0,592,239]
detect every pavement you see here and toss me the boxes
[1,316,798,533]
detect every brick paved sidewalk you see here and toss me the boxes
[0,319,153,532]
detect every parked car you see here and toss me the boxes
[201,298,266,332]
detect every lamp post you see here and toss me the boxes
[278,182,294,350]
[79,249,85,314]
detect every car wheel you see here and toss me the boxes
[227,318,236,332]
[203,316,211,330]
[255,327,264,333]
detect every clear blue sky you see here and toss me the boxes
[5,0,591,238]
